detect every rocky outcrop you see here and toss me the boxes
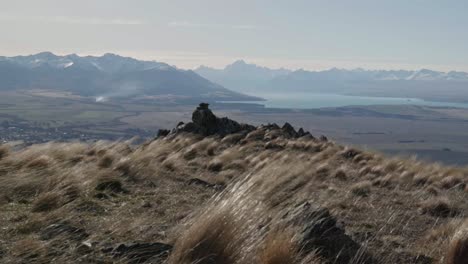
[171,103,255,136]
[282,122,311,138]
[159,103,314,139]
[283,202,375,264]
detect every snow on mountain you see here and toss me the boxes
[0,52,260,101]
[196,61,468,92]
[0,52,173,73]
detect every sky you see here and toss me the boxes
[1,0,468,71]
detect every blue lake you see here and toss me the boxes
[234,92,468,109]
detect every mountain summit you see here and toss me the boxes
[195,60,291,92]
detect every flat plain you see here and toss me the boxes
[1,90,468,165]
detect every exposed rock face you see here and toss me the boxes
[282,122,297,137]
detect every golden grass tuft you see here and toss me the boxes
[11,239,45,259]
[26,155,52,168]
[31,192,61,212]
[258,230,299,264]
[98,154,114,168]
[94,172,125,193]
[440,175,464,190]
[351,180,372,197]
[420,198,459,218]
[208,159,223,172]
[445,223,468,264]
[168,210,238,264]
[0,144,10,159]
[333,168,347,180]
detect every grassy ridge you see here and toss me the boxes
[0,126,467,263]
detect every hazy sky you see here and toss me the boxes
[1,0,467,71]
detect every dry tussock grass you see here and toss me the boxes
[351,181,372,197]
[31,192,61,212]
[445,221,468,264]
[0,127,467,263]
[420,198,459,218]
[258,230,300,264]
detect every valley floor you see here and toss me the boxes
[1,90,468,165]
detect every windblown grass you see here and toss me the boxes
[0,125,467,263]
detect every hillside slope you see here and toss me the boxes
[0,105,467,263]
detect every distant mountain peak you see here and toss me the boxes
[195,60,468,93]
[103,52,119,57]
[0,52,259,101]
[34,51,56,57]
[1,52,175,73]
[232,59,247,65]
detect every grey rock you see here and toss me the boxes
[297,127,306,137]
[157,129,170,138]
[282,122,298,138]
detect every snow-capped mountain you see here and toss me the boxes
[0,52,173,73]
[196,61,468,93]
[0,52,259,101]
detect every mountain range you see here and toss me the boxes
[0,52,258,101]
[195,61,468,100]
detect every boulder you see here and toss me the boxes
[157,129,170,138]
[297,128,306,137]
[282,122,298,138]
